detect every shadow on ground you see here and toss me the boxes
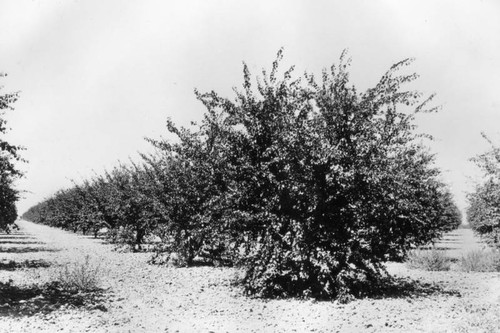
[0,241,45,245]
[0,281,107,316]
[0,247,60,253]
[0,259,51,271]
[0,236,36,240]
[359,276,461,300]
[417,246,460,251]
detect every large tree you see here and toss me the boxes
[151,51,458,299]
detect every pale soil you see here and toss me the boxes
[0,220,499,333]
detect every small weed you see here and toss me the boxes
[55,255,103,292]
[405,249,452,271]
[458,249,500,272]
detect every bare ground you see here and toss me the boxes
[0,220,499,333]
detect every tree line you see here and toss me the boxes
[468,134,500,246]
[0,73,23,231]
[22,51,462,300]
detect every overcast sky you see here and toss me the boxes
[1,0,499,216]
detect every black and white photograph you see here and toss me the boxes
[1,1,499,332]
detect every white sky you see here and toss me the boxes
[1,0,499,217]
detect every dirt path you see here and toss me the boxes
[434,228,488,257]
[434,229,500,303]
[432,228,500,306]
[1,220,499,332]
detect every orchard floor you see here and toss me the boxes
[0,220,499,333]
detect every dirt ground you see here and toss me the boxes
[1,220,499,333]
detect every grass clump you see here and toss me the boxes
[458,249,500,272]
[405,249,452,271]
[55,255,103,292]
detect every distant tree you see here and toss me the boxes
[100,164,161,250]
[438,189,462,232]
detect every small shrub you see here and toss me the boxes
[55,255,103,292]
[406,249,452,271]
[458,249,500,272]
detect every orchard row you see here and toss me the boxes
[468,135,500,247]
[0,73,23,231]
[22,52,462,300]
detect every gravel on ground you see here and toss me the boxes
[0,220,499,333]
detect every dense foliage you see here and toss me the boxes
[0,73,23,231]
[467,135,500,245]
[438,189,462,232]
[23,164,161,250]
[23,52,461,299]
